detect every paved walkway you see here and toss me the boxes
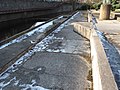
[91,10,120,51]
[0,12,91,90]
[96,20,120,52]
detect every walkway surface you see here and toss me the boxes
[96,20,120,51]
[0,12,91,90]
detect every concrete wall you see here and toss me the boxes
[0,1,84,23]
[0,2,73,23]
[73,22,118,90]
[0,0,61,11]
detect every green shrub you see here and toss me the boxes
[112,4,116,10]
[111,0,118,5]
[115,4,120,9]
[89,0,119,11]
[79,3,90,10]
[90,0,120,11]
[112,3,120,11]
[91,2,102,10]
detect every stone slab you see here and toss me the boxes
[42,25,90,55]
[1,52,89,90]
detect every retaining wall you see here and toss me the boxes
[0,0,60,11]
[0,2,73,23]
[73,22,118,90]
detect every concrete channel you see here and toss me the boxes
[0,12,92,90]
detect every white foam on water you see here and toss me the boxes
[0,73,10,80]
[34,22,45,27]
[0,21,53,49]
[0,77,16,89]
[19,80,49,90]
[0,12,78,50]
[13,80,20,86]
[0,15,66,50]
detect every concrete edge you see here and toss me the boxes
[72,22,118,90]
[72,23,91,40]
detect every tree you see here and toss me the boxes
[99,0,112,20]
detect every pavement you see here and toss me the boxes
[96,19,120,54]
[0,12,91,90]
[91,10,120,49]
